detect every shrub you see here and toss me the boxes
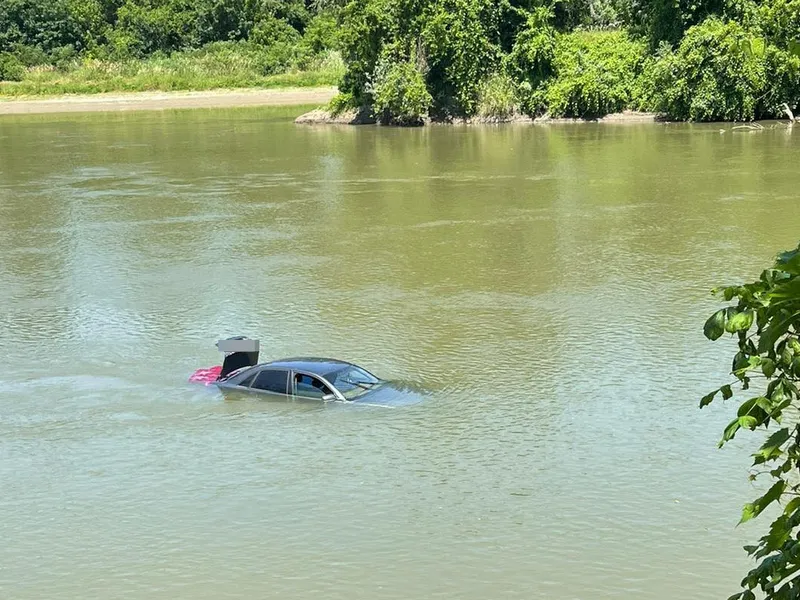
[759,0,800,47]
[6,43,49,67]
[112,0,198,57]
[328,90,357,115]
[250,15,308,73]
[476,71,519,119]
[370,55,432,125]
[0,52,25,81]
[507,8,557,115]
[639,17,797,121]
[621,0,727,47]
[761,44,800,117]
[543,29,647,118]
[0,0,85,54]
[250,15,302,47]
[300,10,340,55]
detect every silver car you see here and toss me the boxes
[215,357,385,402]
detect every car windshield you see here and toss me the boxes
[326,366,381,398]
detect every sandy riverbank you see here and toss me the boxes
[0,87,338,115]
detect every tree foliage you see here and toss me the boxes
[638,17,800,121]
[701,242,800,600]
[370,53,432,124]
[543,28,647,118]
[0,0,339,70]
[1,0,799,122]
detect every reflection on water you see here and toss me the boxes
[1,107,800,599]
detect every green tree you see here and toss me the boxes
[701,242,800,600]
[639,18,783,121]
[0,0,85,54]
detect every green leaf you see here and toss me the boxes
[726,310,754,333]
[704,309,727,341]
[783,496,800,516]
[762,357,776,378]
[758,314,793,354]
[776,248,800,274]
[737,396,765,417]
[700,389,718,408]
[721,384,733,400]
[740,480,787,524]
[733,351,749,373]
[720,417,741,446]
[791,356,800,378]
[750,37,765,59]
[753,427,790,463]
[738,415,758,429]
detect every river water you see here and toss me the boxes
[1,106,799,599]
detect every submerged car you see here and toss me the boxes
[189,337,388,403]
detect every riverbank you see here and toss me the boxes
[0,87,338,115]
[294,107,661,125]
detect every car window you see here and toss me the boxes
[293,373,333,398]
[238,372,257,387]
[251,369,289,394]
[326,366,380,398]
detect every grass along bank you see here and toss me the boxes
[0,46,345,98]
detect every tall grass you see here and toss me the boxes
[0,44,345,97]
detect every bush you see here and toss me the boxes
[761,44,800,117]
[543,29,647,118]
[621,0,728,47]
[639,17,798,121]
[5,43,49,67]
[476,71,519,119]
[301,11,340,55]
[65,0,107,51]
[112,0,198,57]
[507,8,557,115]
[760,0,800,47]
[250,14,302,47]
[370,55,432,125]
[0,0,85,54]
[328,90,357,115]
[250,15,308,73]
[0,52,25,81]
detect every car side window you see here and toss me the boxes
[251,369,289,394]
[238,373,257,387]
[293,373,333,398]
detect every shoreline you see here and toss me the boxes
[294,107,662,126]
[0,87,338,115]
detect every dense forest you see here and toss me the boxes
[1,0,799,122]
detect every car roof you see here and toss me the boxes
[260,357,360,377]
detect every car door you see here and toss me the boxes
[248,368,290,397]
[292,371,335,400]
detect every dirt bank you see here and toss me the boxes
[0,87,338,115]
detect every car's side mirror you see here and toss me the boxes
[322,393,336,401]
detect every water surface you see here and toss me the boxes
[2,107,799,599]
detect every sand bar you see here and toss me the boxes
[0,87,338,115]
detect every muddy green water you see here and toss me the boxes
[2,107,799,599]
